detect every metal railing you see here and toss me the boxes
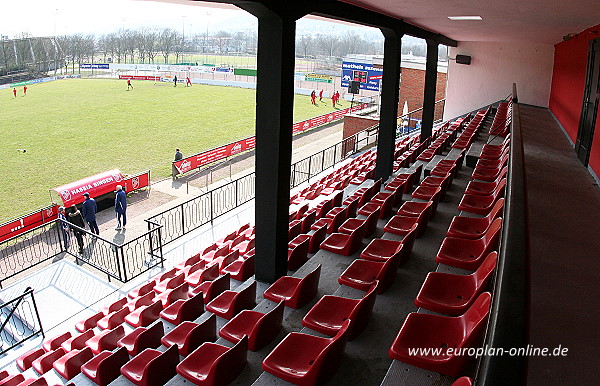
[0,287,44,355]
[477,84,529,385]
[148,99,448,246]
[148,173,256,245]
[0,219,164,288]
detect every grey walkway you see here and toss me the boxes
[520,105,600,385]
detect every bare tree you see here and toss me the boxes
[296,34,313,58]
[316,34,340,58]
[158,28,179,64]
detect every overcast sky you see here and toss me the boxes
[1,0,255,38]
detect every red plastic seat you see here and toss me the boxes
[32,348,66,375]
[263,264,321,309]
[0,374,28,386]
[447,199,504,239]
[160,290,204,324]
[206,281,257,320]
[416,252,497,316]
[436,218,502,271]
[464,173,507,196]
[358,192,394,219]
[299,209,317,233]
[302,281,378,341]
[288,235,310,270]
[189,273,230,304]
[222,255,255,281]
[53,346,93,380]
[288,223,327,254]
[397,200,432,218]
[311,206,347,234]
[17,347,46,371]
[338,207,380,237]
[177,335,248,385]
[97,306,130,330]
[126,291,155,312]
[320,223,366,256]
[174,253,201,271]
[128,281,155,299]
[472,165,508,182]
[161,315,217,356]
[124,300,163,327]
[81,346,129,386]
[61,329,95,351]
[212,249,239,271]
[338,248,401,293]
[388,292,492,377]
[201,244,230,263]
[75,310,104,333]
[262,320,351,385]
[101,297,128,315]
[458,179,506,215]
[185,262,220,287]
[153,272,185,293]
[452,376,474,385]
[117,321,164,356]
[233,236,255,255]
[220,301,285,351]
[289,220,302,241]
[154,282,189,307]
[42,331,71,352]
[120,344,180,386]
[12,376,49,386]
[85,325,125,354]
[360,238,404,264]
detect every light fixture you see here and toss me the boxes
[448,16,482,21]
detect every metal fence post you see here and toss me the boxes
[119,245,127,282]
[307,157,312,183]
[180,203,185,234]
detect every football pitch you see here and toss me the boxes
[0,78,348,222]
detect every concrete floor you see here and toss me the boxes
[520,105,600,385]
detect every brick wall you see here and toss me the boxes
[399,67,447,122]
[343,115,380,139]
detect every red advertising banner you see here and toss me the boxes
[174,104,367,175]
[0,204,58,242]
[123,170,150,193]
[118,75,161,81]
[52,169,125,207]
[174,137,256,174]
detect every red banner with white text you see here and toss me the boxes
[52,169,125,207]
[173,104,367,175]
[118,75,161,81]
[0,205,58,242]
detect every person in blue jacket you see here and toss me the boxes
[115,185,127,230]
[81,192,100,235]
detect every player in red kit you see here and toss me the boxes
[186,77,192,87]
[23,86,28,95]
[311,90,317,106]
[319,89,323,102]
[13,88,17,98]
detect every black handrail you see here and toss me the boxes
[476,83,530,385]
[0,287,44,355]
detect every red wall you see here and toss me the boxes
[549,24,600,174]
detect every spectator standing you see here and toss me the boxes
[58,206,70,250]
[81,193,100,235]
[173,148,183,179]
[115,185,127,230]
[68,205,85,254]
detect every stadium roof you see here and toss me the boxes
[154,0,600,45]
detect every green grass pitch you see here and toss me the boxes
[0,78,349,222]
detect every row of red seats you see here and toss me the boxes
[451,108,490,150]
[487,101,511,137]
[387,116,511,379]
